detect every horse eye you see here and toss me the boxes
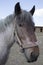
[19,24,23,27]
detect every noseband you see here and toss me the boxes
[15,26,38,52]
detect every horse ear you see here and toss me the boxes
[30,5,35,15]
[15,2,21,15]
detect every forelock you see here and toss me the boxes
[21,10,35,26]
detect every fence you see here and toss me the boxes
[35,26,43,32]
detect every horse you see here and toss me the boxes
[0,2,39,65]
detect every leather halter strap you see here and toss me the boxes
[15,26,38,50]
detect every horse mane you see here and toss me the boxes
[4,14,14,26]
[0,14,14,32]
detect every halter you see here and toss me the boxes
[15,26,38,52]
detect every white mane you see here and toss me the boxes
[0,14,14,32]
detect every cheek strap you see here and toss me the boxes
[15,26,38,53]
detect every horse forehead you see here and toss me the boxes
[16,12,31,24]
[23,11,34,26]
[15,10,34,29]
[21,11,31,19]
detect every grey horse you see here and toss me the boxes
[0,2,39,65]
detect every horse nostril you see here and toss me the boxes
[31,52,37,61]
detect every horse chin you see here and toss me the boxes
[18,36,39,62]
[23,49,39,63]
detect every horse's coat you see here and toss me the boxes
[0,2,39,65]
[0,14,15,65]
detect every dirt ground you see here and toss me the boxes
[6,32,43,65]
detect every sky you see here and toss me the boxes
[0,0,43,26]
